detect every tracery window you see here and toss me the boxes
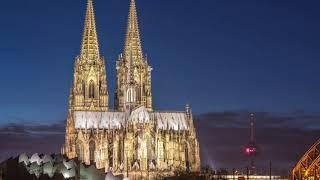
[89,80,95,98]
[126,87,136,103]
[89,140,95,162]
[185,143,190,171]
[108,140,113,168]
[82,81,86,97]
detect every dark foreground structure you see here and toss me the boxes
[0,154,205,180]
[0,153,123,180]
[0,157,70,180]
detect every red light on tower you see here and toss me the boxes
[245,148,250,154]
[243,113,259,175]
[244,146,257,156]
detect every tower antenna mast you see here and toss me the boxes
[244,113,259,175]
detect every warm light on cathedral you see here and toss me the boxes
[62,0,201,179]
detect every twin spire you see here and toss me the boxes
[78,0,152,112]
[80,0,100,61]
[80,0,143,63]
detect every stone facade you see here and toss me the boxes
[63,0,200,179]
[114,0,153,112]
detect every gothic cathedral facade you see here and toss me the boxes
[63,0,200,178]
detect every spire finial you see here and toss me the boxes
[80,0,100,61]
[123,0,143,64]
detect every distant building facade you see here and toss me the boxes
[62,0,200,178]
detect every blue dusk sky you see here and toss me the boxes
[0,0,319,175]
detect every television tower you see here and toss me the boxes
[244,113,259,175]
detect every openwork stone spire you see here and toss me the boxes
[115,0,153,112]
[69,0,109,112]
[80,0,100,61]
[124,0,143,64]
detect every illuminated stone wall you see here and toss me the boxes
[63,107,201,178]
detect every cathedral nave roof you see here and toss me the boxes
[74,108,189,131]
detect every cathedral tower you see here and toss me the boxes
[115,0,153,112]
[72,0,109,111]
[63,0,109,159]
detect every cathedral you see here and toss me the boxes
[62,0,201,178]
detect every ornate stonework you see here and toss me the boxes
[63,0,200,179]
[115,0,153,112]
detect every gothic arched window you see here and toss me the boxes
[126,87,136,103]
[82,81,86,97]
[76,141,83,161]
[108,140,113,168]
[185,143,190,172]
[89,140,95,162]
[89,80,95,99]
[146,135,154,160]
[137,86,141,102]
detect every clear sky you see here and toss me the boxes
[0,0,320,124]
[0,0,320,174]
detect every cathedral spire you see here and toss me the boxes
[71,0,109,112]
[80,0,100,61]
[115,0,153,112]
[124,0,143,63]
